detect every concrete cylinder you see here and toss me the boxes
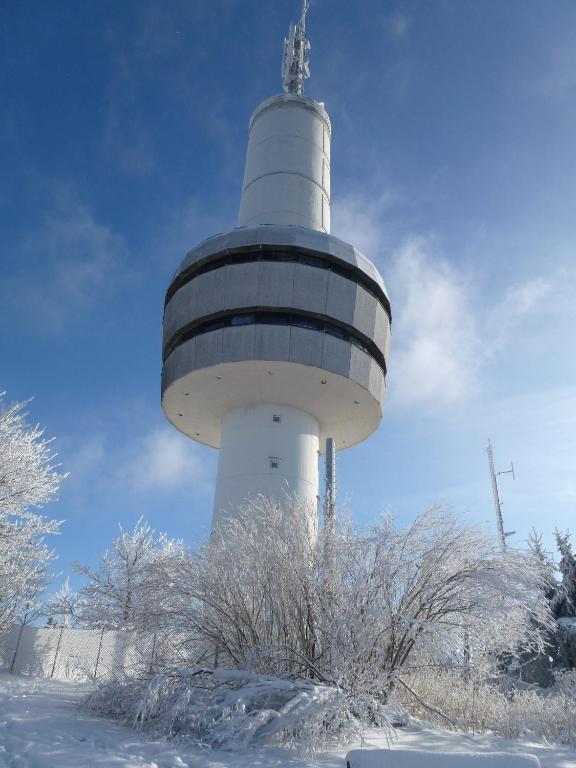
[212,403,320,531]
[237,94,331,232]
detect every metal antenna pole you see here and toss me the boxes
[323,437,336,669]
[282,1,311,95]
[487,440,505,551]
[324,437,336,536]
[486,440,516,551]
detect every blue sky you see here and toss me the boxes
[2,0,575,588]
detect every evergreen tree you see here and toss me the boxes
[553,529,576,671]
[554,529,576,618]
[528,529,558,603]
[516,529,560,684]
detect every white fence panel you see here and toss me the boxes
[0,625,160,681]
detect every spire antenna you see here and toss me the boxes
[282,1,311,95]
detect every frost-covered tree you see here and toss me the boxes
[528,528,555,571]
[505,528,561,685]
[0,393,65,629]
[47,577,83,627]
[74,518,185,630]
[526,529,563,620]
[555,530,576,616]
[553,529,576,670]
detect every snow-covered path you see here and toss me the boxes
[1,673,339,768]
[0,673,575,768]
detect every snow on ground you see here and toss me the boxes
[0,673,575,768]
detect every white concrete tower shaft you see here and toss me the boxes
[237,95,331,233]
[213,404,320,530]
[214,95,331,523]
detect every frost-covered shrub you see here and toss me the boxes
[86,667,393,752]
[81,500,555,749]
[142,502,553,697]
[552,668,576,699]
[396,668,576,747]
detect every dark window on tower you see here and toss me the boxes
[164,309,388,376]
[230,314,255,326]
[294,316,319,330]
[165,247,392,324]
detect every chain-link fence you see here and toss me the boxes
[0,624,159,681]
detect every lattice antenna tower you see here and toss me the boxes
[282,1,311,95]
[486,440,516,551]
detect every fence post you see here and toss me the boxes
[10,622,26,673]
[50,625,65,678]
[94,626,105,680]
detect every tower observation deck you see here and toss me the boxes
[161,3,391,532]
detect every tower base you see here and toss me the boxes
[212,403,319,532]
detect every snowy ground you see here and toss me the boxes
[0,673,575,768]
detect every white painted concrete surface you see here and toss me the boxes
[162,359,383,452]
[238,94,331,232]
[212,403,319,529]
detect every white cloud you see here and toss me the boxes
[159,196,230,269]
[61,424,212,500]
[389,255,576,409]
[332,188,574,411]
[120,427,208,492]
[386,12,411,40]
[333,189,483,408]
[486,277,552,357]
[332,190,396,256]
[387,237,481,407]
[65,434,107,485]
[502,277,552,315]
[4,187,127,329]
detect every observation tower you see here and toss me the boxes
[161,2,391,532]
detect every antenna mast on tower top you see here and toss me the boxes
[282,1,311,95]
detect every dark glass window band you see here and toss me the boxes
[165,247,392,324]
[163,308,387,376]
